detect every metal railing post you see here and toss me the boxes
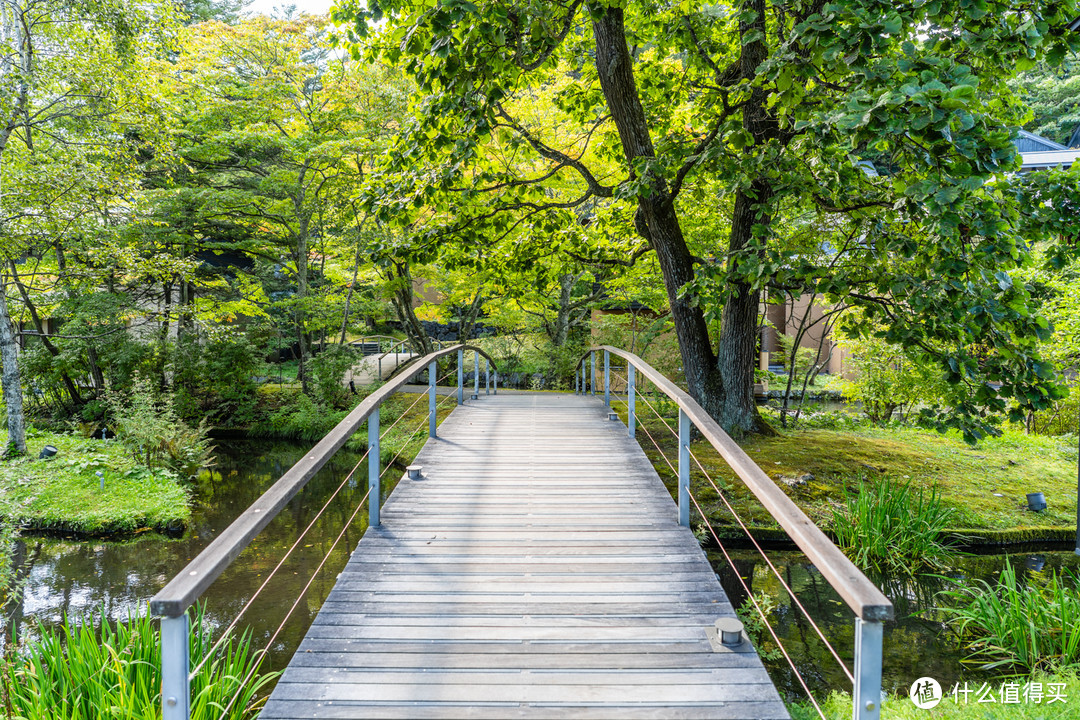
[473,352,479,399]
[457,348,464,405]
[678,408,690,527]
[429,361,437,438]
[853,619,884,720]
[378,356,382,381]
[160,613,190,720]
[590,351,596,396]
[628,364,636,439]
[368,408,380,527]
[485,357,490,395]
[604,350,610,407]
[575,365,580,395]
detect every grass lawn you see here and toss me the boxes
[0,428,190,536]
[624,405,1079,543]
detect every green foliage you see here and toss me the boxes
[831,478,958,574]
[106,377,215,480]
[831,328,946,426]
[1,606,276,719]
[309,345,359,409]
[251,390,348,442]
[939,559,1080,673]
[172,337,263,425]
[735,591,783,662]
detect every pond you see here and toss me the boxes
[5,438,1078,708]
[712,545,1080,704]
[3,439,380,677]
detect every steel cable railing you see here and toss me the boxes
[579,347,891,720]
[608,375,826,717]
[186,369,456,680]
[612,370,856,685]
[152,345,498,720]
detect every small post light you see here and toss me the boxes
[96,470,104,491]
[715,617,744,646]
[407,465,423,480]
[608,411,619,422]
[1027,492,1047,512]
[38,445,57,459]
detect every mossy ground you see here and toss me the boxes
[624,406,1079,543]
[0,428,190,536]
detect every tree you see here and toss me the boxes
[0,0,177,453]
[336,0,1080,440]
[145,16,408,393]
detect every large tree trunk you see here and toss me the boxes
[716,0,778,435]
[0,279,27,455]
[590,5,731,424]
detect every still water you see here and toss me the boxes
[713,546,1080,703]
[5,439,1077,707]
[4,440,379,676]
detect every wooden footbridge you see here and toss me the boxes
[152,345,892,720]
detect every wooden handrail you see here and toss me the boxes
[150,343,498,618]
[580,346,893,622]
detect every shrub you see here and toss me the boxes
[173,336,263,424]
[938,559,1080,673]
[309,344,358,408]
[831,478,958,574]
[1,606,276,719]
[106,376,215,479]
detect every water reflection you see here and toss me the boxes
[710,546,1080,703]
[1,439,379,676]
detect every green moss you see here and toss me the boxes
[627,410,1079,544]
[0,429,190,536]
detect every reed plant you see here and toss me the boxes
[938,558,1080,672]
[830,478,958,574]
[1,606,276,719]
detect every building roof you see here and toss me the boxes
[1018,148,1080,171]
[1015,130,1069,153]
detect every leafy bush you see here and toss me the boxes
[309,344,359,408]
[106,376,215,479]
[831,478,957,574]
[939,559,1080,673]
[173,336,263,424]
[1,606,276,719]
[830,328,945,425]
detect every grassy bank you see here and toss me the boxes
[0,429,190,536]
[789,671,1080,719]
[624,406,1078,544]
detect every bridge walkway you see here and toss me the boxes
[260,392,789,719]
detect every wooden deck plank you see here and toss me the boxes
[261,393,788,720]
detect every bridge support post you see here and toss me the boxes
[604,351,610,407]
[853,618,883,720]
[473,352,479,399]
[457,349,464,405]
[160,613,190,720]
[485,357,490,395]
[575,366,580,395]
[494,370,498,395]
[628,365,636,439]
[590,351,596,396]
[429,361,437,438]
[678,408,690,527]
[368,408,380,527]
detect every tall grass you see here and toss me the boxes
[830,478,958,574]
[938,558,1080,672]
[1,606,276,719]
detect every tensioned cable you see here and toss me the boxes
[622,371,855,682]
[688,487,827,720]
[688,448,854,683]
[189,369,455,678]
[215,486,373,720]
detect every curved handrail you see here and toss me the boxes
[577,345,892,622]
[151,343,498,618]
